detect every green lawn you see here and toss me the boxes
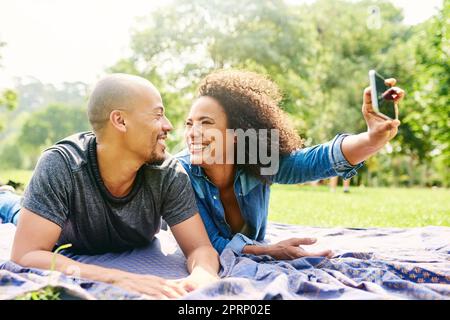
[269,185,450,227]
[0,169,33,191]
[1,169,449,227]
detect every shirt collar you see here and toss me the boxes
[189,163,204,177]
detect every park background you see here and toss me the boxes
[0,0,448,227]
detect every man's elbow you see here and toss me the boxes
[10,248,44,268]
[10,249,28,266]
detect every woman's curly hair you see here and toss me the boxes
[198,69,303,181]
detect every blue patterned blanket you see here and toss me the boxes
[1,223,449,299]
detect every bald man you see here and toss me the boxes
[10,74,220,299]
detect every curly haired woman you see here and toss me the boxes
[176,69,404,260]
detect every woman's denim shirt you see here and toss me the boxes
[175,133,364,254]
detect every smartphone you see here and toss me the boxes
[368,70,398,120]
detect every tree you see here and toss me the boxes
[112,0,408,142]
[386,1,450,186]
[0,89,17,113]
[110,0,447,186]
[0,41,18,131]
[111,0,313,132]
[0,143,24,169]
[18,104,90,167]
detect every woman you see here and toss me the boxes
[176,69,404,260]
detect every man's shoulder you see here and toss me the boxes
[45,131,94,170]
[55,131,94,146]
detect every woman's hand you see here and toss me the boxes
[362,78,405,149]
[342,78,405,165]
[264,237,333,260]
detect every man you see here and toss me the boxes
[10,74,220,299]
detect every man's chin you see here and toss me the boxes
[146,151,167,165]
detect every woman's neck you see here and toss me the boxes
[203,164,236,190]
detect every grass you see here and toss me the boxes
[0,169,33,191]
[1,169,449,227]
[269,185,450,227]
[15,286,61,300]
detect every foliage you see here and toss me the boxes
[0,143,25,170]
[0,0,447,186]
[18,104,89,149]
[0,41,18,131]
[0,90,17,112]
[16,104,90,167]
[111,0,408,140]
[15,285,61,300]
[0,79,88,141]
[109,0,449,187]
[400,1,449,167]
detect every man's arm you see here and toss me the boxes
[170,213,220,290]
[11,208,188,299]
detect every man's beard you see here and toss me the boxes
[145,147,166,165]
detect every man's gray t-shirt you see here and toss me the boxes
[22,132,198,254]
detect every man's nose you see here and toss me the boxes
[162,116,173,132]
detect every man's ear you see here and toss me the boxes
[110,110,127,133]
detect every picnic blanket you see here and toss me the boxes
[0,222,449,299]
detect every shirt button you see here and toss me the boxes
[213,195,217,200]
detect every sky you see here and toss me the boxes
[0,0,444,89]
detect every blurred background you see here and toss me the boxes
[0,0,448,227]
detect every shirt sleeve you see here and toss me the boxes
[21,150,73,228]
[160,163,199,227]
[226,233,255,255]
[329,133,365,180]
[271,133,364,184]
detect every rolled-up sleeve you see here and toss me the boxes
[329,133,365,180]
[225,233,255,255]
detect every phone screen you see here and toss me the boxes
[372,71,396,119]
